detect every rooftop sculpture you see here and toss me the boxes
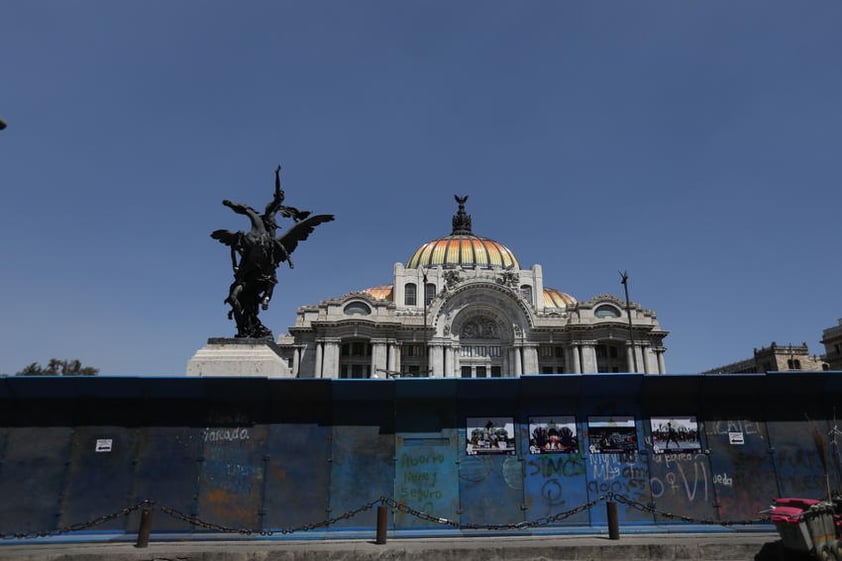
[212,166,334,339]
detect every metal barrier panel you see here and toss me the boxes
[586,451,653,525]
[458,452,525,526]
[767,420,830,499]
[647,452,717,523]
[0,426,73,535]
[130,426,203,532]
[705,418,777,521]
[60,426,138,532]
[328,425,395,529]
[196,424,268,531]
[522,450,589,525]
[261,423,331,530]
[394,431,459,528]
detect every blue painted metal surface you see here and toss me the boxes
[262,423,331,530]
[646,451,717,523]
[328,425,394,529]
[705,418,778,521]
[5,374,842,538]
[60,426,137,531]
[196,424,268,531]
[395,431,459,527]
[0,427,73,534]
[459,453,525,526]
[766,420,830,498]
[131,426,202,532]
[522,449,589,524]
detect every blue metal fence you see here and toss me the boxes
[1,372,841,538]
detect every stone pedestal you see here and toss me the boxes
[186,338,292,378]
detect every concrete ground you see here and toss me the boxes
[0,532,791,561]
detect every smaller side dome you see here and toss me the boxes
[363,285,393,301]
[543,288,576,309]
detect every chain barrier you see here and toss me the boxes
[0,499,153,541]
[609,493,772,526]
[0,493,772,541]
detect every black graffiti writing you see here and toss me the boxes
[526,454,586,478]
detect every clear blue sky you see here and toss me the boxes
[1,2,840,376]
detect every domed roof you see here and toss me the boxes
[543,287,577,308]
[363,285,394,301]
[406,195,520,270]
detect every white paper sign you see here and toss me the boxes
[728,432,744,445]
[95,439,113,453]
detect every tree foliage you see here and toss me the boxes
[16,359,98,376]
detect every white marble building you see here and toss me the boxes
[277,197,667,378]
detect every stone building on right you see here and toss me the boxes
[703,342,828,374]
[704,317,842,374]
[821,318,842,371]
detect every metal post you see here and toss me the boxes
[135,508,153,548]
[605,501,620,540]
[375,505,388,544]
[422,269,428,377]
[607,501,620,540]
[620,271,638,373]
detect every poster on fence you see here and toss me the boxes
[528,416,578,454]
[466,417,516,455]
[587,416,637,453]
[649,416,702,454]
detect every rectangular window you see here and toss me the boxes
[491,366,502,378]
[476,366,487,378]
[425,283,435,305]
[461,366,472,378]
[405,283,417,306]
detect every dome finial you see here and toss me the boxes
[452,194,472,235]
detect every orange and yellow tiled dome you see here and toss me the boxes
[406,195,520,270]
[407,236,519,269]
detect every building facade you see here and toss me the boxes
[703,341,828,374]
[821,318,842,371]
[277,197,668,378]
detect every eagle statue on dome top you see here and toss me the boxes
[211,165,334,339]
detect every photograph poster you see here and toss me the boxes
[466,417,516,455]
[528,416,578,454]
[587,416,637,453]
[649,416,702,454]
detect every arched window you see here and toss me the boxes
[594,304,622,319]
[343,302,371,316]
[520,284,533,304]
[404,283,417,306]
[424,282,436,305]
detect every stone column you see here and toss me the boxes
[371,339,388,377]
[571,343,581,374]
[513,347,523,377]
[388,341,399,373]
[580,341,597,373]
[639,343,651,374]
[425,342,440,377]
[626,343,636,373]
[656,348,666,374]
[314,341,323,378]
[522,344,539,374]
[322,338,341,379]
[443,345,454,378]
[292,347,301,377]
